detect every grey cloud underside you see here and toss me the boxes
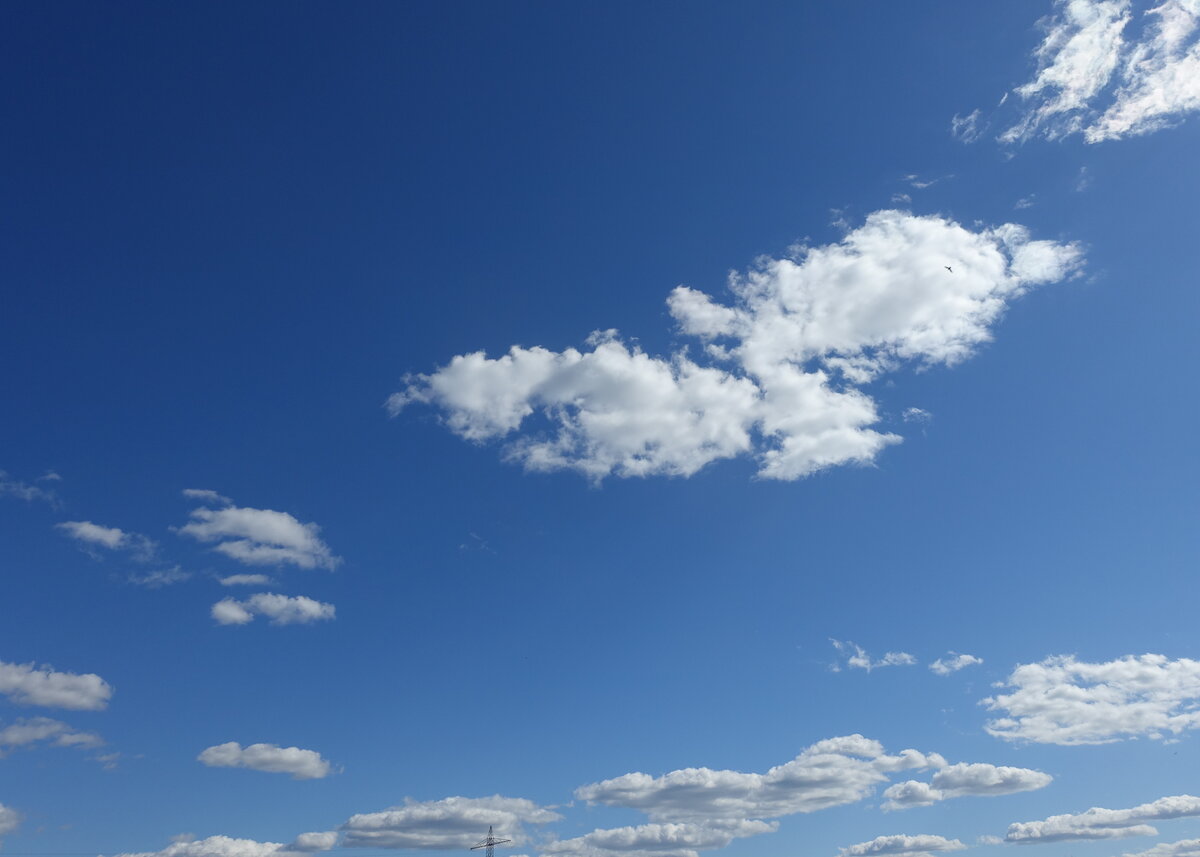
[341,796,560,850]
[111,832,338,857]
[1000,0,1200,143]
[391,211,1081,482]
[839,835,966,857]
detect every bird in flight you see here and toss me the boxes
[944,265,953,272]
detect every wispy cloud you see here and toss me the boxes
[180,497,340,570]
[211,593,335,626]
[929,652,982,675]
[831,640,917,673]
[57,520,157,562]
[0,469,58,504]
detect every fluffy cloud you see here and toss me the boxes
[57,520,157,560]
[839,835,966,857]
[198,742,333,780]
[1125,840,1200,857]
[831,641,917,672]
[929,653,983,675]
[0,803,20,843]
[211,594,335,626]
[576,735,943,822]
[998,0,1200,143]
[983,654,1200,744]
[341,796,560,850]
[543,820,776,857]
[391,211,1081,482]
[1005,795,1200,843]
[0,659,112,710]
[180,499,339,570]
[883,764,1052,810]
[113,833,337,857]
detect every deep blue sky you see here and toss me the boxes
[2,3,1199,857]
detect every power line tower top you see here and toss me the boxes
[471,826,512,857]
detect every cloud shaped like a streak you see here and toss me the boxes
[839,835,966,857]
[198,742,333,780]
[391,211,1081,482]
[180,499,340,570]
[999,0,1200,143]
[112,832,338,857]
[211,594,336,626]
[0,716,103,754]
[929,653,983,675]
[984,654,1200,744]
[831,640,917,672]
[0,803,20,845]
[1006,795,1200,843]
[884,763,1052,810]
[57,520,157,561]
[341,795,560,850]
[542,820,777,857]
[575,735,945,822]
[0,659,112,710]
[1125,839,1200,857]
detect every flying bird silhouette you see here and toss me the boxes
[944,265,953,272]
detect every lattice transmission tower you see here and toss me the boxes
[471,826,512,857]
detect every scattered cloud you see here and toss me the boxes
[183,489,232,506]
[543,820,776,857]
[341,796,560,849]
[0,716,103,756]
[996,0,1200,143]
[211,594,335,626]
[892,193,912,205]
[0,802,20,844]
[57,520,157,562]
[198,742,334,780]
[901,408,932,425]
[391,211,1082,482]
[1125,839,1200,857]
[0,469,57,503]
[951,109,984,142]
[113,832,337,857]
[839,835,966,857]
[180,500,340,570]
[576,735,943,822]
[883,763,1051,810]
[129,566,192,588]
[0,659,112,710]
[1014,196,1037,210]
[983,654,1200,744]
[929,653,983,675]
[977,836,1004,846]
[1075,166,1093,191]
[1006,795,1200,843]
[218,574,274,587]
[831,640,917,673]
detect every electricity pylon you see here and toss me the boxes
[471,826,512,857]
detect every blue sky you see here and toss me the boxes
[2,3,1200,857]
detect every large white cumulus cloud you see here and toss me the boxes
[391,211,1081,482]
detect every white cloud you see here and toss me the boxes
[832,640,917,673]
[183,489,232,506]
[129,566,192,588]
[180,502,340,570]
[983,654,1200,744]
[0,717,104,758]
[341,796,560,850]
[0,802,20,843]
[839,835,966,857]
[929,653,983,675]
[218,574,274,587]
[543,820,776,857]
[901,408,932,425]
[1006,795,1200,843]
[0,469,56,503]
[0,659,112,710]
[951,109,984,142]
[211,594,335,626]
[998,0,1200,143]
[391,211,1082,482]
[198,742,333,780]
[576,735,943,822]
[883,763,1051,809]
[1125,839,1200,857]
[113,832,337,857]
[57,520,157,561]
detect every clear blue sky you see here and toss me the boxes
[2,4,1199,857]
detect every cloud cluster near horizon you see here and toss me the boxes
[990,0,1200,143]
[391,211,1081,482]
